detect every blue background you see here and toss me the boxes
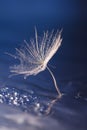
[0,0,87,85]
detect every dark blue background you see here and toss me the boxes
[0,0,87,84]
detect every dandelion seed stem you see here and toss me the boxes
[46,66,62,97]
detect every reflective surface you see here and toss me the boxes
[0,78,87,130]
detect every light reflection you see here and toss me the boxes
[0,86,59,115]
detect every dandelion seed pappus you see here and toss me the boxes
[7,28,63,97]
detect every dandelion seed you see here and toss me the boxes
[8,28,62,97]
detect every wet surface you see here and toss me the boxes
[0,79,87,130]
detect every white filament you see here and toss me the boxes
[9,29,62,96]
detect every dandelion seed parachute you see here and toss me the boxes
[8,29,62,97]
